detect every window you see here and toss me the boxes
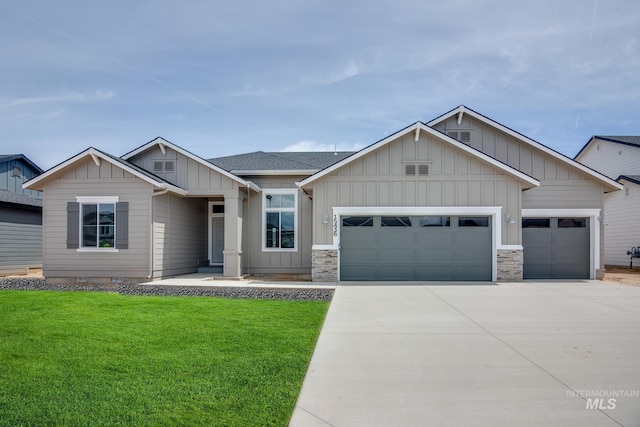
[558,218,587,228]
[522,218,550,228]
[381,216,411,227]
[419,216,450,227]
[342,216,373,227]
[68,197,127,251]
[263,190,297,250]
[458,216,489,227]
[82,203,115,248]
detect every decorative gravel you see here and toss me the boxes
[0,277,333,301]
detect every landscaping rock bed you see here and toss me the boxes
[0,277,333,301]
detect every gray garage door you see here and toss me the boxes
[340,215,492,281]
[522,217,590,279]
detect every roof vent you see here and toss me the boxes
[448,131,471,143]
[164,161,175,172]
[405,164,416,175]
[418,164,429,176]
[154,161,164,172]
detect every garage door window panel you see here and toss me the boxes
[558,218,587,228]
[342,216,373,227]
[381,216,412,227]
[458,216,490,227]
[522,218,550,228]
[419,216,450,227]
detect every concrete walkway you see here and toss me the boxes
[290,281,640,427]
[137,273,336,289]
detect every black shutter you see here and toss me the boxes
[115,202,129,249]
[67,202,80,249]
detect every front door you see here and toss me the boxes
[208,202,225,265]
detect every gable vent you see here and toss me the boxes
[418,164,429,176]
[447,131,471,143]
[164,161,175,172]
[405,164,416,175]
[154,161,164,172]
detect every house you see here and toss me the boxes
[23,106,621,283]
[575,136,640,267]
[0,154,43,275]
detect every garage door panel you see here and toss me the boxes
[379,265,415,280]
[455,265,491,280]
[415,265,455,280]
[416,231,454,245]
[379,232,415,247]
[382,248,415,264]
[455,249,492,263]
[340,234,376,248]
[415,248,455,263]
[341,248,376,264]
[340,265,378,281]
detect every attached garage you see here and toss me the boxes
[340,215,492,281]
[522,217,590,279]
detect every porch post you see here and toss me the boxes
[223,193,243,277]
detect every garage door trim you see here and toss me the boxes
[522,208,600,280]
[332,206,504,281]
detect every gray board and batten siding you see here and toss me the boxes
[310,131,524,247]
[431,115,607,210]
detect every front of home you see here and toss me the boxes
[24,106,621,283]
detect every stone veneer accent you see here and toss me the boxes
[497,249,523,281]
[312,249,338,282]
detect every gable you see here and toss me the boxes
[122,137,257,193]
[298,122,539,190]
[428,106,621,192]
[128,145,244,194]
[23,148,186,195]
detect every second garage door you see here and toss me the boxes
[340,215,492,281]
[522,217,590,279]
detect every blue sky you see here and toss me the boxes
[1,0,638,170]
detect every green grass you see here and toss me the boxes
[0,291,328,426]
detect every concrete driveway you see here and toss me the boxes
[290,281,640,427]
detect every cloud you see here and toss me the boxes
[0,90,115,108]
[280,139,365,152]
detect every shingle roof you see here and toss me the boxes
[594,136,640,147]
[208,151,355,172]
[617,175,640,186]
[0,189,42,208]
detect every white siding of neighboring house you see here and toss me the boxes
[576,139,640,179]
[602,180,640,266]
[576,139,640,267]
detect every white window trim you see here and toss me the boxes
[262,189,298,252]
[521,208,601,280]
[76,196,120,252]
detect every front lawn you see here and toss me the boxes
[0,291,328,426]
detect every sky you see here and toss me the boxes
[1,0,638,170]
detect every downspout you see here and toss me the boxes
[147,188,170,279]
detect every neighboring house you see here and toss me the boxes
[24,106,621,283]
[575,136,640,266]
[0,154,43,275]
